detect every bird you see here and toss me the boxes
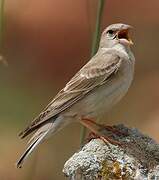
[16,23,135,168]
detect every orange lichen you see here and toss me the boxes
[100,160,121,179]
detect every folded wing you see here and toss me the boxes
[19,50,122,138]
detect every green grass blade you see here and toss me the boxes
[91,0,105,57]
[0,0,5,49]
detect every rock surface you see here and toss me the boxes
[63,125,159,179]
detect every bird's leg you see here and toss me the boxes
[80,118,122,146]
[100,125,128,136]
[86,132,100,142]
[81,118,126,136]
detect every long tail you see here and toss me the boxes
[16,122,54,168]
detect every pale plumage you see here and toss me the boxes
[16,23,135,168]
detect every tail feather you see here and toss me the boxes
[16,116,66,168]
[16,122,53,168]
[16,131,47,168]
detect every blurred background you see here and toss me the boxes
[0,0,159,179]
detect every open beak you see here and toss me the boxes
[117,29,133,46]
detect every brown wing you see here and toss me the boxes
[19,51,122,138]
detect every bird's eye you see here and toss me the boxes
[107,30,114,35]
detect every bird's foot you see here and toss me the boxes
[99,124,128,136]
[80,118,124,146]
[87,132,123,146]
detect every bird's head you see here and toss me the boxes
[100,23,133,49]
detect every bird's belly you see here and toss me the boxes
[84,81,129,118]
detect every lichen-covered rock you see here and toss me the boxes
[63,125,159,180]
